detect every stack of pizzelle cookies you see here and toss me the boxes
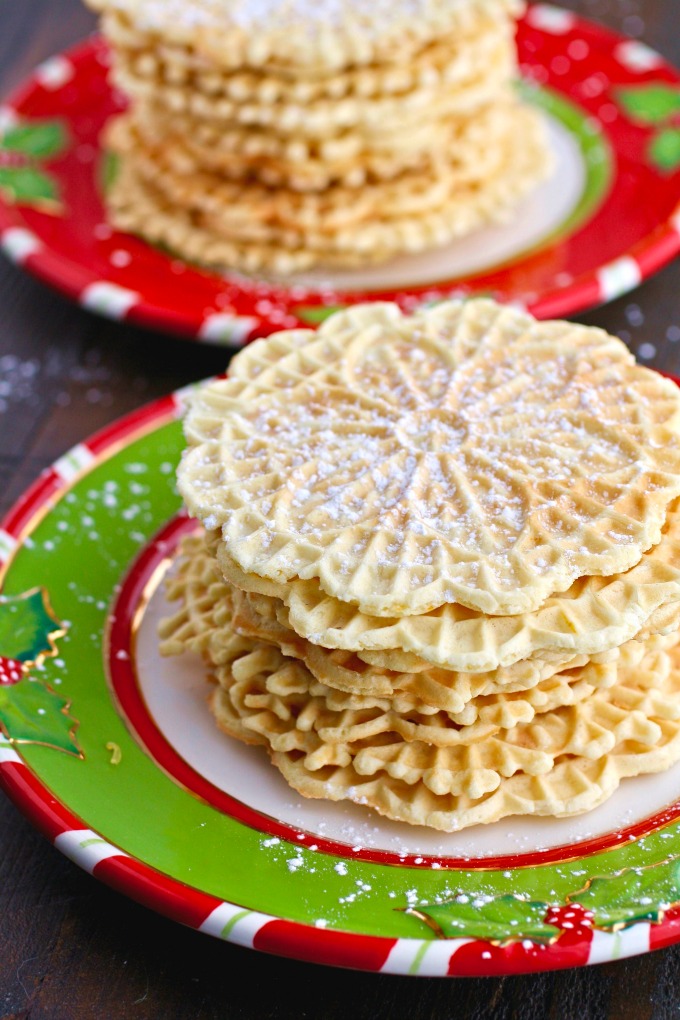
[86,0,553,273]
[160,299,680,832]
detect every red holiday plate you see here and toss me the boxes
[1,4,680,344]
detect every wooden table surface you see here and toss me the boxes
[1,1,680,1016]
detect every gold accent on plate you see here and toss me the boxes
[4,585,68,671]
[401,901,563,946]
[106,741,122,764]
[566,851,680,932]
[402,907,447,940]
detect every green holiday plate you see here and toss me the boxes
[4,388,680,976]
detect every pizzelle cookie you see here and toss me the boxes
[111,45,516,136]
[87,0,524,73]
[162,299,680,832]
[228,584,618,709]
[160,531,617,718]
[160,540,667,773]
[106,126,548,273]
[108,104,533,231]
[127,96,514,192]
[99,3,514,95]
[128,101,452,191]
[208,637,680,831]
[180,301,680,618]
[89,0,553,271]
[213,511,680,673]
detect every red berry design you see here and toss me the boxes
[649,903,680,952]
[545,903,595,934]
[0,655,25,685]
[447,904,597,976]
[448,938,555,977]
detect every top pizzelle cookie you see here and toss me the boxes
[85,0,523,72]
[178,300,680,617]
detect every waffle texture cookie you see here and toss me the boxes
[161,299,680,832]
[88,0,524,73]
[160,532,617,717]
[160,553,680,830]
[103,9,514,102]
[87,0,552,272]
[179,301,680,617]
[107,108,547,272]
[123,92,518,191]
[214,512,680,672]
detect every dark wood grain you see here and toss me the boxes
[1,1,680,1017]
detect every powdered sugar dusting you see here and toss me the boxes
[181,301,680,616]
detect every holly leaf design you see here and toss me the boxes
[0,589,77,754]
[1,120,67,159]
[408,894,561,944]
[616,85,680,125]
[0,589,64,664]
[0,677,79,755]
[569,858,680,930]
[99,149,120,197]
[649,128,680,172]
[293,304,347,324]
[0,166,60,210]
